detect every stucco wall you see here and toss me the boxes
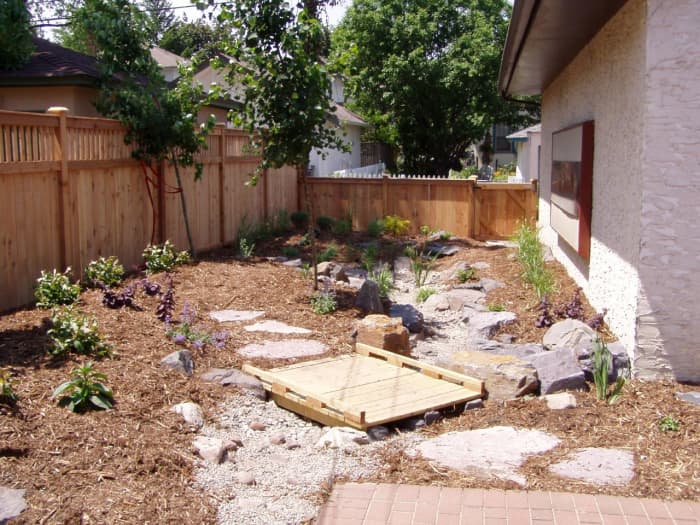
[635,0,700,381]
[0,86,100,116]
[309,124,363,176]
[539,0,646,356]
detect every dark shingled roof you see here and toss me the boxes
[0,37,102,86]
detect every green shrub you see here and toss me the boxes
[239,238,255,258]
[270,209,291,235]
[0,368,18,405]
[282,246,300,258]
[332,216,352,237]
[290,210,309,230]
[383,215,410,237]
[511,222,555,299]
[416,287,437,303]
[457,267,477,283]
[51,362,113,413]
[83,256,124,288]
[237,216,270,243]
[369,264,394,299]
[658,415,680,432]
[367,218,385,237]
[419,225,431,236]
[592,337,626,404]
[310,291,337,314]
[317,243,339,263]
[35,268,80,308]
[143,241,190,274]
[448,165,479,179]
[47,307,111,358]
[439,231,453,241]
[316,215,335,232]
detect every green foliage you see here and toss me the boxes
[270,209,291,235]
[317,243,339,263]
[310,291,337,315]
[331,0,537,174]
[282,246,300,258]
[592,338,626,405]
[83,256,125,288]
[416,287,437,303]
[512,222,555,299]
[0,368,18,405]
[296,233,311,247]
[488,303,505,312]
[439,231,453,241]
[47,307,111,358]
[142,0,175,43]
[143,241,190,274]
[367,218,385,238]
[35,268,81,308]
[51,362,113,413]
[409,249,439,288]
[369,264,394,299]
[160,20,222,59]
[658,415,680,432]
[300,263,312,280]
[332,213,353,237]
[448,166,479,179]
[317,215,335,232]
[361,242,380,272]
[0,0,34,69]
[238,238,256,259]
[419,225,431,236]
[457,268,477,283]
[290,210,310,230]
[383,215,410,237]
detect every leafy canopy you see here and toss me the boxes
[331,0,538,174]
[160,20,222,59]
[0,0,35,70]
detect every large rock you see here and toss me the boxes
[446,288,486,310]
[523,348,587,395]
[161,350,194,376]
[355,280,384,314]
[543,319,597,351]
[356,315,410,356]
[437,350,538,400]
[200,368,266,399]
[389,304,424,333]
[462,307,517,339]
[0,486,27,522]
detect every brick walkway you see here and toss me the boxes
[316,483,700,525]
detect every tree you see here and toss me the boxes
[218,0,345,286]
[71,0,216,255]
[0,0,35,69]
[160,20,220,59]
[143,0,176,43]
[331,0,537,175]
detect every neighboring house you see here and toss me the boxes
[0,37,101,116]
[506,123,541,182]
[499,0,700,382]
[150,47,190,83]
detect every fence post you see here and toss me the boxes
[48,107,79,273]
[469,175,480,239]
[157,160,166,244]
[382,174,389,216]
[218,130,225,245]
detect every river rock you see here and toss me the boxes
[161,350,194,376]
[193,436,227,463]
[462,308,517,339]
[543,319,597,351]
[171,401,204,429]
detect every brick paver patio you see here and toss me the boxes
[316,483,700,525]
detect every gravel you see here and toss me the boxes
[195,391,415,525]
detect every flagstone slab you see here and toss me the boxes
[209,310,265,323]
[549,447,635,486]
[244,320,312,335]
[237,339,328,359]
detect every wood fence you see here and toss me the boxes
[0,108,296,312]
[305,175,538,240]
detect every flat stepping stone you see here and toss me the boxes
[415,426,560,485]
[209,310,265,323]
[244,320,312,335]
[549,447,635,486]
[237,339,328,359]
[0,486,27,522]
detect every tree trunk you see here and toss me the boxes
[300,165,318,290]
[170,152,197,258]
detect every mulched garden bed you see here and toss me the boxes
[1,232,698,524]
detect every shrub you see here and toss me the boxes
[416,287,437,303]
[47,307,111,358]
[592,337,625,404]
[457,268,477,283]
[83,256,125,288]
[282,246,300,258]
[367,218,385,237]
[290,210,309,230]
[143,241,190,274]
[237,216,270,244]
[658,415,680,432]
[0,368,18,405]
[369,264,394,299]
[316,215,334,232]
[511,222,555,299]
[51,362,113,413]
[448,165,479,179]
[239,237,255,258]
[332,216,352,237]
[383,215,410,237]
[35,268,80,308]
[310,291,337,314]
[419,225,431,236]
[317,243,339,263]
[270,209,291,234]
[439,231,453,241]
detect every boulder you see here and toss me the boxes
[200,368,266,400]
[523,348,587,395]
[330,265,349,283]
[356,315,410,356]
[464,399,484,411]
[356,280,384,314]
[161,350,194,376]
[171,401,204,429]
[543,319,597,351]
[389,304,424,333]
[479,278,505,293]
[437,350,538,400]
[544,392,577,410]
[462,308,517,339]
[422,293,451,312]
[446,288,486,309]
[367,426,391,441]
[282,258,302,268]
[316,261,334,276]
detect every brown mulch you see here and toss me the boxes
[1,233,698,524]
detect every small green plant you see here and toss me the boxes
[316,215,335,232]
[0,368,18,405]
[658,415,680,432]
[35,268,80,308]
[419,225,431,236]
[416,287,437,303]
[410,249,439,287]
[310,291,337,314]
[317,243,339,263]
[290,210,309,230]
[361,242,380,272]
[457,267,477,283]
[143,241,190,274]
[367,218,385,237]
[282,246,300,258]
[51,362,114,413]
[488,303,506,312]
[511,222,555,299]
[296,233,311,246]
[592,337,626,404]
[47,307,111,358]
[239,237,256,258]
[83,256,125,288]
[383,215,410,237]
[439,231,453,241]
[300,263,312,280]
[369,264,394,299]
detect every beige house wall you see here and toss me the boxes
[539,0,646,359]
[309,124,363,176]
[0,86,100,116]
[635,0,700,381]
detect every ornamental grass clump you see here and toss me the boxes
[51,362,113,413]
[592,337,625,404]
[368,264,394,299]
[35,268,81,308]
[511,222,555,299]
[47,307,111,358]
